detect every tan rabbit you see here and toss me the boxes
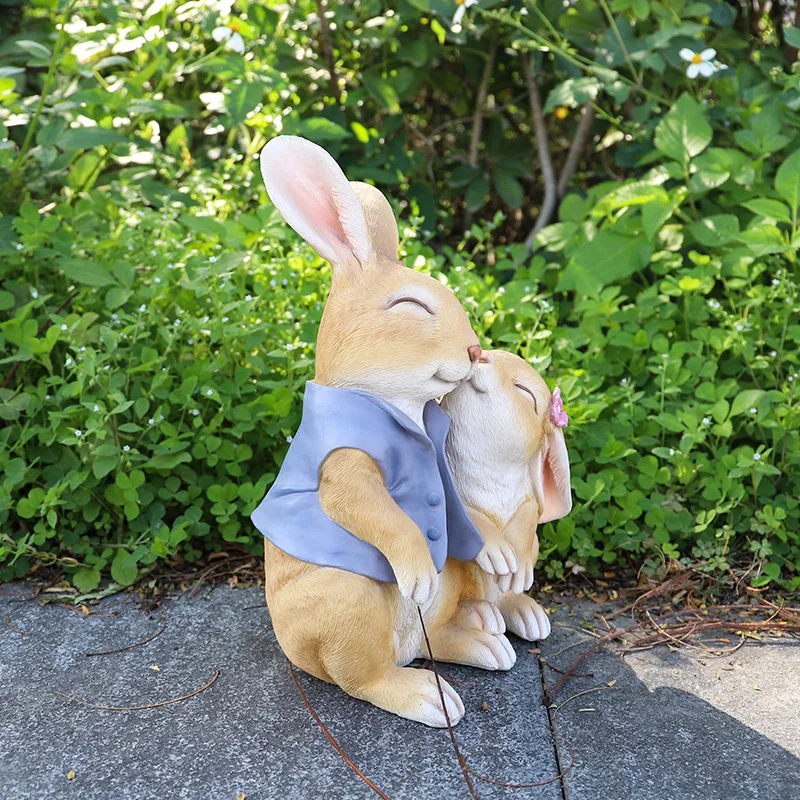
[441,350,573,642]
[255,136,515,729]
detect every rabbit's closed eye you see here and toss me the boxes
[387,296,435,315]
[514,382,539,414]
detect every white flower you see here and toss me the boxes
[702,417,711,425]
[65,357,72,366]
[736,324,743,331]
[452,0,478,29]
[75,430,82,437]
[669,448,675,456]
[286,435,294,443]
[111,313,119,321]
[207,389,213,396]
[31,290,39,299]
[192,409,200,416]
[61,324,68,331]
[222,316,229,322]
[285,343,294,350]
[770,350,777,357]
[123,445,130,451]
[753,453,761,461]
[679,48,718,78]
[202,316,210,323]
[212,25,245,54]
[749,407,757,414]
[188,339,194,345]
[772,279,780,286]
[174,319,181,327]
[245,294,252,301]
[154,277,161,284]
[270,279,277,287]
[16,243,23,251]
[139,304,146,312]
[209,256,217,263]
[149,418,155,425]
[93,404,100,412]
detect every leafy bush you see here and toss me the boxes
[1,0,798,592]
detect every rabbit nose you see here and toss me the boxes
[467,344,483,363]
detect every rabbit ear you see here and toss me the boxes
[350,182,399,260]
[532,427,572,524]
[260,136,372,270]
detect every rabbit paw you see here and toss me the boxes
[501,595,551,642]
[395,560,439,606]
[453,599,505,634]
[466,631,517,671]
[476,539,518,576]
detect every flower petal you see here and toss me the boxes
[452,5,466,26]
[700,48,717,61]
[228,32,245,53]
[679,48,696,62]
[686,62,701,78]
[698,60,716,77]
[212,26,231,42]
[716,62,729,70]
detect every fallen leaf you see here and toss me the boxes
[591,593,608,603]
[752,685,761,691]
[481,701,489,711]
[603,572,616,579]
[607,679,617,688]
[81,605,90,616]
[236,793,246,800]
[149,665,160,671]
[66,770,76,780]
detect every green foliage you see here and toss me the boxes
[1,0,799,592]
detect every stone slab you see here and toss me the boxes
[0,584,560,800]
[539,599,800,800]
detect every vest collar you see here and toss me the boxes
[305,381,452,449]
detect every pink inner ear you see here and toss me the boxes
[537,430,572,524]
[285,175,349,260]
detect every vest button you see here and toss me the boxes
[427,492,441,506]
[426,527,441,541]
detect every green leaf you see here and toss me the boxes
[61,259,117,287]
[775,149,800,218]
[179,214,227,239]
[92,453,118,480]
[351,122,370,143]
[362,73,400,114]
[785,26,800,48]
[465,175,489,212]
[654,93,712,164]
[741,198,792,224]
[227,81,262,125]
[73,567,101,594]
[558,231,652,296]
[0,290,14,311]
[110,549,138,586]
[6,457,26,485]
[544,77,601,112]
[494,170,524,209]
[16,40,51,60]
[730,389,764,418]
[60,127,127,152]
[688,214,740,247]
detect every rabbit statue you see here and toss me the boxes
[251,136,515,728]
[440,350,572,642]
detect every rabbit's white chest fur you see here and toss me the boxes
[451,451,533,529]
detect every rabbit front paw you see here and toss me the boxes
[475,539,518,576]
[394,560,439,606]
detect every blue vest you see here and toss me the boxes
[251,381,484,583]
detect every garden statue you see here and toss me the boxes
[251,136,572,727]
[441,350,572,642]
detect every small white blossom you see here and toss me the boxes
[222,316,229,322]
[174,319,181,327]
[123,445,130,451]
[452,0,479,29]
[702,417,711,425]
[286,435,294,443]
[65,357,73,366]
[111,313,119,321]
[245,294,252,301]
[285,343,294,350]
[749,407,757,414]
[270,279,277,287]
[669,448,675,456]
[736,324,743,331]
[192,409,200,416]
[679,48,719,78]
[753,452,761,461]
[139,304,146,312]
[61,324,68,331]
[16,243,23,251]
[31,290,39,299]
[149,418,155,424]
[93,404,100,412]
[75,430,82,437]
[202,316,210,323]
[770,350,777,357]
[772,279,780,286]
[188,339,194,345]
[80,346,86,352]
[212,25,245,54]
[209,256,217,263]
[154,277,161,284]
[207,389,213,396]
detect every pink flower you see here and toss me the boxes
[550,387,569,428]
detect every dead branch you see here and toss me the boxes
[85,608,167,657]
[54,670,220,711]
[557,105,596,197]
